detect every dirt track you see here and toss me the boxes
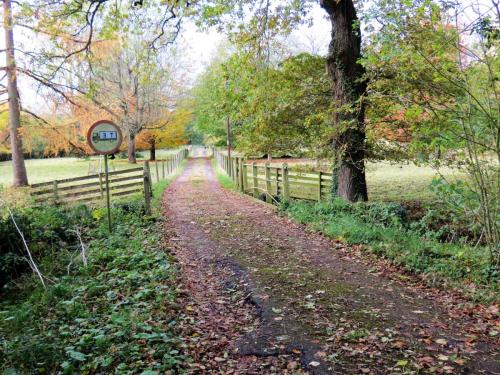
[162,157,499,374]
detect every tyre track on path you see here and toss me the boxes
[162,157,499,374]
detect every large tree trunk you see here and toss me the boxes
[3,0,28,187]
[321,0,368,202]
[128,132,137,164]
[149,139,156,161]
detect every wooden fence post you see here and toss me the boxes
[282,163,290,201]
[233,157,238,182]
[155,161,160,183]
[143,161,152,215]
[242,162,248,192]
[239,158,244,192]
[265,162,271,203]
[234,158,239,189]
[252,162,258,198]
[318,171,323,202]
[275,168,280,196]
[162,160,165,179]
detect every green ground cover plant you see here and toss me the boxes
[0,193,187,373]
[280,198,498,303]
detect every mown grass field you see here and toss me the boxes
[364,161,463,202]
[259,158,463,202]
[0,149,180,187]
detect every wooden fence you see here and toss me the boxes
[31,148,188,205]
[213,149,333,202]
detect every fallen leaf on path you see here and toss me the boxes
[435,338,448,346]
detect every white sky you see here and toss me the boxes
[2,0,493,113]
[0,2,330,112]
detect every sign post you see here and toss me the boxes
[87,120,123,233]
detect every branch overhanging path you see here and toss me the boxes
[161,156,499,374]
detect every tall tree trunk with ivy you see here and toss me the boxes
[3,0,28,186]
[321,0,368,202]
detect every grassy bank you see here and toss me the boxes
[280,199,497,302]
[0,175,188,373]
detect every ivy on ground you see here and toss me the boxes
[0,201,188,374]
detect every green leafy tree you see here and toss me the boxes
[191,50,332,158]
[25,0,369,201]
[363,0,499,267]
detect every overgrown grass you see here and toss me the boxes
[280,199,498,302]
[0,179,188,373]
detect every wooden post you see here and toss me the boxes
[275,168,279,196]
[233,157,238,182]
[53,180,58,202]
[162,159,165,179]
[265,162,271,203]
[282,163,290,201]
[155,161,159,183]
[143,161,151,216]
[242,162,248,192]
[252,162,258,198]
[239,158,244,192]
[234,158,239,188]
[318,171,323,202]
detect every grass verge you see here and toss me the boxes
[280,199,498,303]
[212,159,237,190]
[0,173,188,373]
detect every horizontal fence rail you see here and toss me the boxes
[213,149,332,203]
[31,148,188,206]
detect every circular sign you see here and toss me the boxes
[87,120,123,155]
